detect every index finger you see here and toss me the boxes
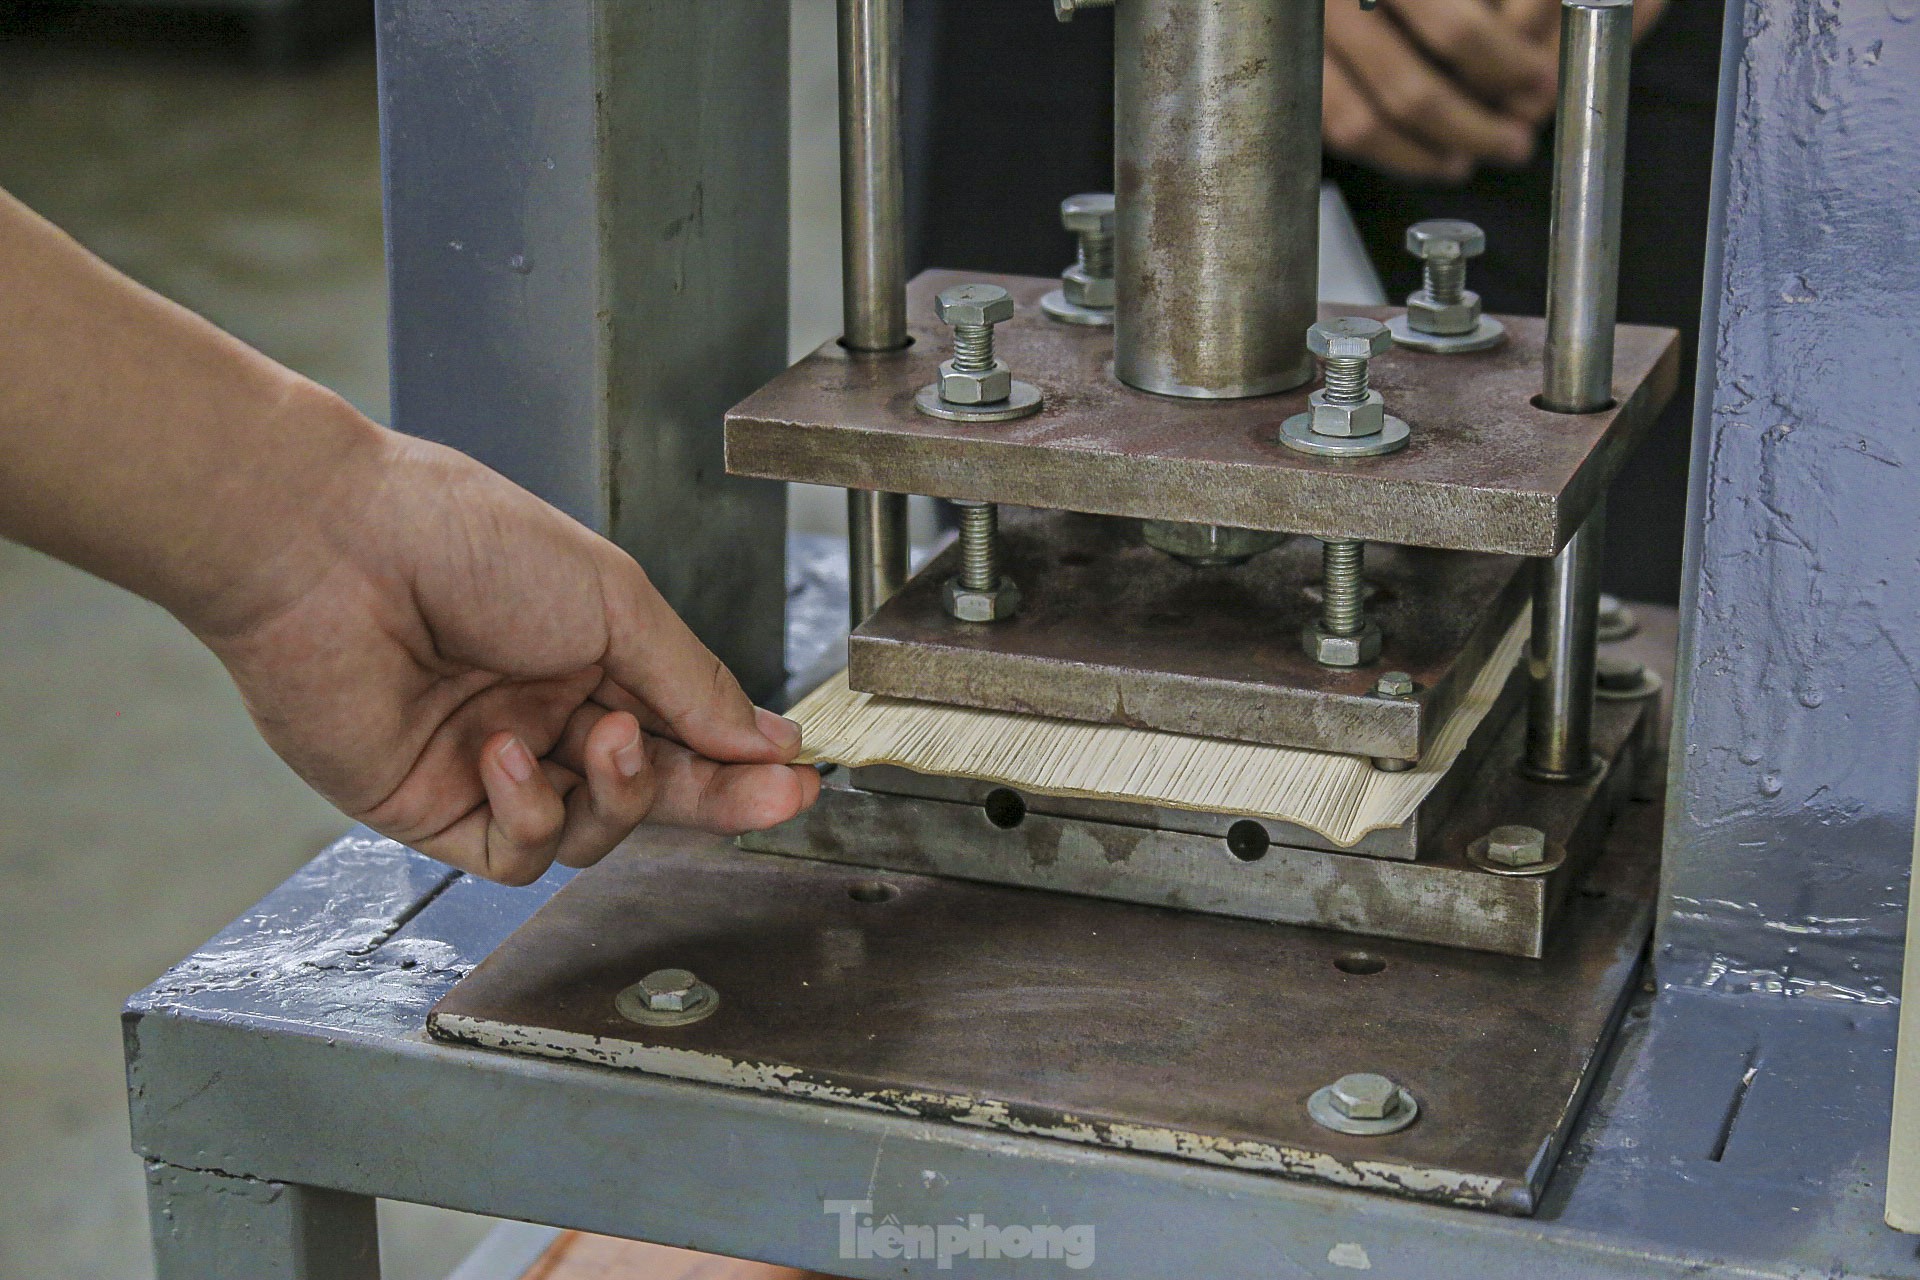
[593,545,801,765]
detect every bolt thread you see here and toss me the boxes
[1423,256,1467,305]
[1322,356,1371,406]
[959,503,999,592]
[1322,540,1366,636]
[1078,232,1115,279]
[951,324,995,373]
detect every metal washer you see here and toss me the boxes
[1466,834,1569,878]
[915,381,1044,423]
[1307,1081,1420,1137]
[1387,313,1508,355]
[1279,413,1411,458]
[615,977,721,1027]
[1040,289,1114,328]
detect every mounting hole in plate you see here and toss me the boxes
[1335,951,1387,976]
[984,788,1028,830]
[847,880,898,904]
[1226,820,1270,862]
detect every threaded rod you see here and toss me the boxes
[1423,256,1467,306]
[951,324,994,373]
[1078,232,1115,279]
[958,502,999,591]
[1322,357,1371,406]
[1322,539,1366,636]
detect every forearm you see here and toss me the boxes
[0,186,386,638]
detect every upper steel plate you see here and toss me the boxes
[724,271,1680,557]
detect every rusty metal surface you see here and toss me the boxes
[429,782,1658,1216]
[745,686,1645,957]
[724,270,1681,557]
[849,510,1528,758]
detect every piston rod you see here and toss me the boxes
[838,0,910,622]
[1528,0,1632,780]
[1114,0,1322,399]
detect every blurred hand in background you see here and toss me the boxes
[1324,0,1671,183]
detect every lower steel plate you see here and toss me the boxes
[851,509,1529,759]
[430,796,1658,1215]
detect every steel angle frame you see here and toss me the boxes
[125,832,1914,1279]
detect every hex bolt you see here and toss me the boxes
[639,967,703,1012]
[958,501,1000,592]
[1303,537,1383,666]
[1404,220,1487,338]
[1308,1072,1419,1136]
[1484,824,1547,869]
[1281,318,1408,457]
[1063,194,1115,297]
[1375,671,1415,698]
[919,285,1042,422]
[1322,540,1367,636]
[943,500,1021,622]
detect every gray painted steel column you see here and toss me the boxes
[838,0,911,622]
[1665,0,1920,996]
[377,1,789,700]
[146,1161,379,1280]
[1114,0,1322,399]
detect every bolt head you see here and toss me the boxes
[1308,387,1387,438]
[1596,655,1648,692]
[639,967,701,1012]
[1485,825,1547,868]
[1375,671,1415,698]
[1307,317,1393,361]
[1406,288,1482,337]
[1329,1073,1401,1121]
[943,575,1022,623]
[1141,521,1286,567]
[1303,619,1383,668]
[1061,192,1115,235]
[938,358,1014,405]
[936,284,1015,328]
[1062,264,1115,309]
[1405,219,1486,260]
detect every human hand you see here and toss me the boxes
[1324,0,1559,183]
[197,398,819,886]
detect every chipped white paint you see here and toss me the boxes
[1328,1242,1372,1270]
[429,1013,1507,1208]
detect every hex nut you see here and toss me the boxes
[1303,619,1383,667]
[1307,317,1393,361]
[1061,192,1116,235]
[1484,824,1547,868]
[639,967,701,1012]
[1405,219,1487,260]
[1062,263,1115,309]
[1330,1073,1400,1121]
[1374,670,1415,698]
[1406,287,1483,337]
[943,575,1022,623]
[935,284,1014,328]
[1308,388,1387,438]
[938,358,1014,405]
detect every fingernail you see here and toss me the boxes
[498,736,536,784]
[613,721,645,778]
[756,707,803,751]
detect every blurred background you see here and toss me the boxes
[0,2,850,1276]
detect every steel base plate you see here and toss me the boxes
[850,509,1529,759]
[429,792,1659,1216]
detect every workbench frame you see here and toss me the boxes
[123,828,1908,1280]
